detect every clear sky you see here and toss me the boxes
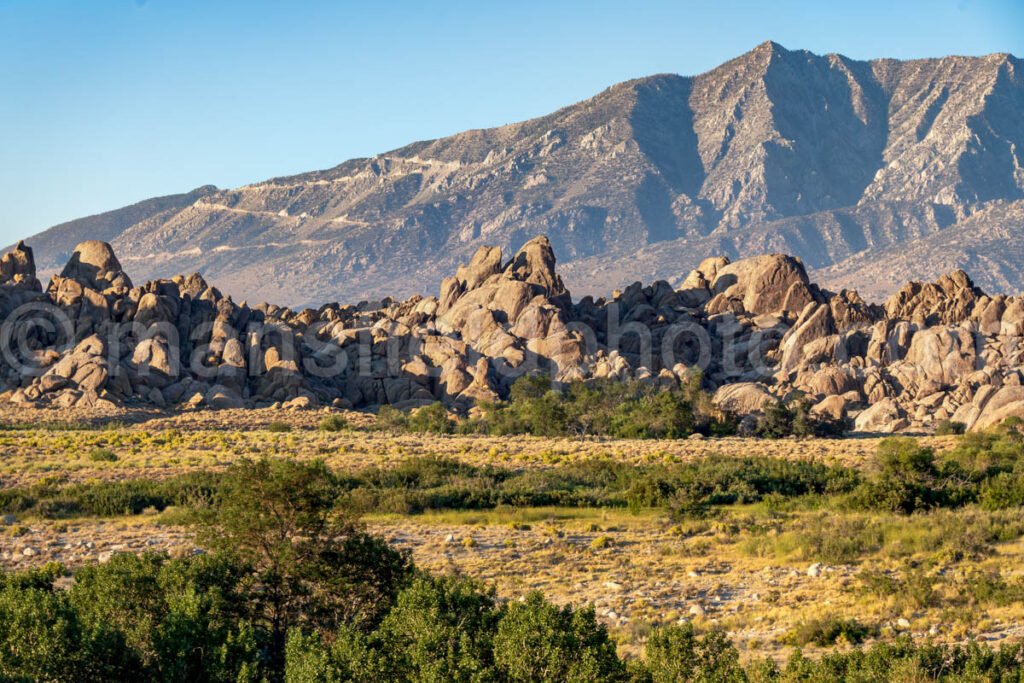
[1,0,1022,244]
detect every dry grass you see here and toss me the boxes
[0,404,1016,661]
[0,405,958,486]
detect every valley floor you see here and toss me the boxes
[1,407,1021,662]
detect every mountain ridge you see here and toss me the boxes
[18,41,1024,306]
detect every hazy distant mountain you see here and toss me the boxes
[23,185,218,279]
[22,41,1024,305]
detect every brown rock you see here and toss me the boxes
[59,240,132,292]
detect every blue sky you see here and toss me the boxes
[1,0,1021,244]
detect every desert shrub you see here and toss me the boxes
[848,438,969,513]
[776,639,1024,681]
[0,488,36,515]
[657,457,858,519]
[0,420,121,432]
[0,472,222,519]
[754,398,849,439]
[859,566,938,609]
[935,419,967,436]
[343,459,502,514]
[980,471,1024,510]
[266,421,292,433]
[374,405,408,432]
[788,516,884,564]
[785,617,876,647]
[88,448,119,462]
[947,428,1024,474]
[318,415,348,432]
[406,402,454,435]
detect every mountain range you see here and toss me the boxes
[19,41,1024,307]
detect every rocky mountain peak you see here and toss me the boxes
[17,44,1024,307]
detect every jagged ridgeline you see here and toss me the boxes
[1,235,1023,434]
[17,42,1024,305]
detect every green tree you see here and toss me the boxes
[509,373,554,402]
[69,552,262,682]
[285,625,388,683]
[188,458,412,673]
[377,575,500,682]
[0,564,139,681]
[644,624,745,683]
[493,592,625,682]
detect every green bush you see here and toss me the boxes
[88,448,119,463]
[0,569,141,680]
[406,402,454,435]
[786,617,876,646]
[0,474,222,519]
[755,398,850,439]
[859,566,938,610]
[980,471,1024,510]
[266,421,292,433]
[644,623,743,683]
[0,454,865,522]
[493,592,626,682]
[787,516,884,564]
[375,575,499,680]
[460,376,736,439]
[375,405,408,432]
[318,414,349,432]
[659,457,858,520]
[848,438,970,513]
[935,419,967,436]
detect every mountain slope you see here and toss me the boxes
[21,42,1024,306]
[22,186,218,278]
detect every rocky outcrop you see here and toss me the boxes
[854,398,906,434]
[706,255,819,317]
[0,241,38,290]
[712,383,777,414]
[884,270,983,325]
[4,235,1024,434]
[57,241,133,293]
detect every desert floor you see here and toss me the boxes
[1,406,1020,661]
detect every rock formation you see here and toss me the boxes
[3,235,1024,434]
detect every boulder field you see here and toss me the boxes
[1,235,1021,433]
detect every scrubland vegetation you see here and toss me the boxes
[379,375,848,440]
[3,421,1023,520]
[3,408,1024,680]
[4,454,1024,682]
